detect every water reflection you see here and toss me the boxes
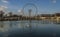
[0,20,55,32]
[0,21,4,28]
[9,21,13,27]
[0,20,59,37]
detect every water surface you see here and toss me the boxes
[0,20,59,37]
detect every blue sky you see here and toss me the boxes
[0,0,60,15]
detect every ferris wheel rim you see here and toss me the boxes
[22,3,38,16]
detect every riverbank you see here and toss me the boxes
[0,19,42,21]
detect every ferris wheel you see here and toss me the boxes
[22,3,38,32]
[22,3,38,17]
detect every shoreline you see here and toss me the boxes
[0,19,42,21]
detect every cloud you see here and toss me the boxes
[18,9,23,15]
[1,0,8,3]
[0,6,9,14]
[0,6,8,10]
[18,10,21,12]
[52,0,56,3]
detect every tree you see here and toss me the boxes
[0,11,4,17]
[9,12,12,17]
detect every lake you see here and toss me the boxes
[0,20,60,37]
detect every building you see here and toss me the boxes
[40,14,52,20]
[54,13,60,22]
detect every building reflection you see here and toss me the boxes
[0,21,19,32]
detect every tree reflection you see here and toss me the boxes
[9,21,13,27]
[0,21,4,28]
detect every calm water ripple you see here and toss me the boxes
[0,20,59,37]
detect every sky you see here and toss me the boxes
[0,0,60,15]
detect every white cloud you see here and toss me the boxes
[0,6,8,11]
[1,0,8,3]
[0,6,8,10]
[18,9,23,15]
[52,0,56,3]
[18,10,21,12]
[0,6,8,14]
